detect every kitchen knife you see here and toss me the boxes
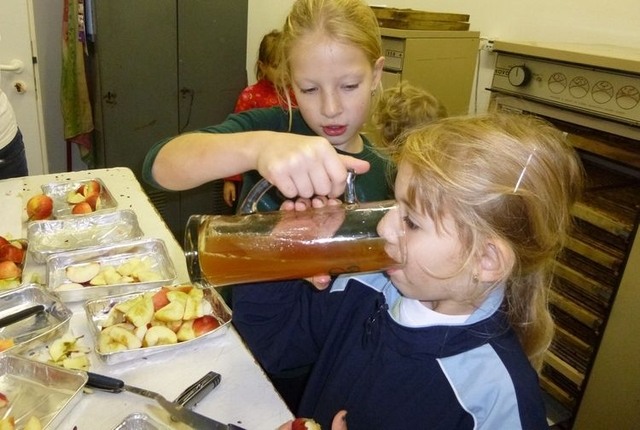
[86,372,246,430]
[175,371,221,408]
[0,304,45,328]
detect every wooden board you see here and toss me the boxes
[372,6,470,31]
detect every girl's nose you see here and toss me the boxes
[321,91,342,118]
[377,204,400,244]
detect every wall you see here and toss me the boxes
[246,0,640,113]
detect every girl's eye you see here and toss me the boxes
[343,83,359,91]
[403,215,419,230]
[299,87,317,94]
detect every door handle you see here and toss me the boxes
[0,59,24,73]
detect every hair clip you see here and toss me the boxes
[513,149,536,193]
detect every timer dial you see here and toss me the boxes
[508,65,531,87]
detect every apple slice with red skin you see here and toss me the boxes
[72,202,93,215]
[0,243,24,264]
[193,315,220,337]
[292,418,322,430]
[0,261,21,280]
[151,287,171,311]
[77,180,101,198]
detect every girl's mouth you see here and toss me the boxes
[322,125,347,137]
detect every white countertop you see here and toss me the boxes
[0,167,293,430]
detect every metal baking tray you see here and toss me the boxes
[45,238,177,303]
[113,412,172,430]
[0,239,28,292]
[41,178,118,219]
[0,354,87,428]
[27,209,144,264]
[84,284,232,365]
[0,285,73,355]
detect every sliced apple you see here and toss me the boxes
[0,261,21,280]
[66,190,86,204]
[102,308,125,328]
[136,270,163,282]
[154,300,185,322]
[0,416,15,430]
[85,193,101,211]
[143,325,178,347]
[116,257,143,277]
[98,331,129,354]
[62,353,90,371]
[125,293,154,327]
[55,282,84,291]
[193,315,220,337]
[183,293,204,321]
[24,415,42,430]
[106,325,142,350]
[134,325,148,341]
[72,201,93,215]
[66,262,101,284]
[115,295,144,314]
[79,180,101,198]
[0,243,24,264]
[49,334,78,362]
[176,320,196,342]
[151,287,171,311]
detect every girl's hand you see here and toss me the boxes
[255,135,369,200]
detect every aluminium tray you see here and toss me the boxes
[84,284,232,365]
[0,285,73,355]
[26,209,144,264]
[41,178,117,219]
[113,412,171,430]
[0,354,87,428]
[45,238,177,303]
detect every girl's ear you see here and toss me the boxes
[372,56,385,88]
[478,239,513,284]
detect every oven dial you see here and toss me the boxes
[508,65,531,87]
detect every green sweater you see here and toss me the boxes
[143,107,394,211]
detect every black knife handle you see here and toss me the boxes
[175,371,221,408]
[0,304,45,328]
[86,372,125,393]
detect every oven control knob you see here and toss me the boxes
[508,65,531,87]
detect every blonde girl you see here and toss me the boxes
[144,0,391,212]
[235,112,584,429]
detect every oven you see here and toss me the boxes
[489,41,640,429]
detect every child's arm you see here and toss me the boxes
[149,130,370,199]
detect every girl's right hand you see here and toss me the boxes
[255,135,369,201]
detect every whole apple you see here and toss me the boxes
[26,194,53,220]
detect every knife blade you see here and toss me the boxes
[86,372,245,430]
[0,304,45,328]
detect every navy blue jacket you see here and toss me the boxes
[233,273,548,430]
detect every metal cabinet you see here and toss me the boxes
[89,0,247,240]
[380,28,480,116]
